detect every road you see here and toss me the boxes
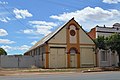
[0,71,120,80]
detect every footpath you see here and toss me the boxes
[0,67,119,76]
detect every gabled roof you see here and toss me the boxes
[28,32,53,50]
[26,18,75,53]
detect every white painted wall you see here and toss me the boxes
[0,55,18,68]
[97,49,118,67]
[19,56,35,68]
[96,27,120,38]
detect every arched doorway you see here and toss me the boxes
[70,48,77,68]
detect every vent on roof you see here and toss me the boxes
[113,23,120,28]
[104,25,106,27]
[96,25,99,27]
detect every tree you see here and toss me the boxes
[95,33,120,67]
[0,48,7,55]
[106,33,120,66]
[94,36,107,49]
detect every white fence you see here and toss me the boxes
[0,55,42,68]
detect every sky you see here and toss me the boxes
[0,0,120,55]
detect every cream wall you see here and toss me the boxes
[49,27,66,44]
[43,53,46,68]
[79,26,96,67]
[79,28,94,44]
[49,48,66,68]
[80,47,96,67]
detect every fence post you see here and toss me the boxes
[18,57,19,68]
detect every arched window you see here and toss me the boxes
[70,48,77,54]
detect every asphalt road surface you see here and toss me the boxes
[0,71,120,80]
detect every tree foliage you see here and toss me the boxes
[0,48,7,55]
[94,36,107,49]
[107,33,120,52]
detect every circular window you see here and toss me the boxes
[70,30,76,36]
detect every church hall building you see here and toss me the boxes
[24,18,96,68]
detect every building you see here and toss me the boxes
[24,18,96,68]
[88,23,120,67]
[88,23,120,39]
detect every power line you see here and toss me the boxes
[44,0,81,9]
[0,0,82,30]
[0,3,32,30]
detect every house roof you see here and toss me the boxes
[28,32,53,50]
[94,23,120,29]
[113,23,120,28]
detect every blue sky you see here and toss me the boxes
[0,0,120,55]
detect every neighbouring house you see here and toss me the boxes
[24,18,96,68]
[88,23,120,67]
